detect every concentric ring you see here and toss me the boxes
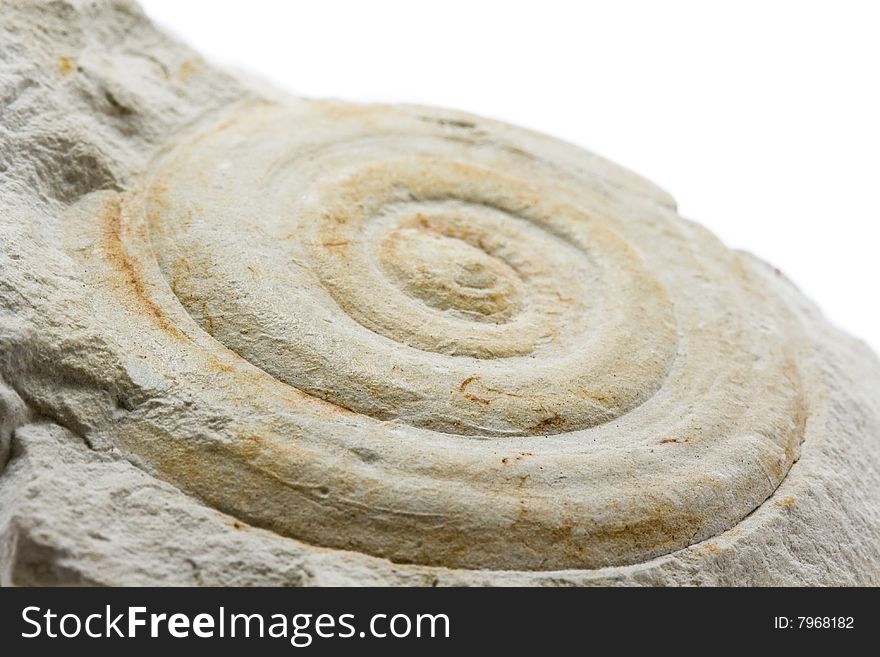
[148,120,679,436]
[71,101,809,570]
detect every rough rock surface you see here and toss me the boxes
[1,0,878,585]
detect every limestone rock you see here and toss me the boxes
[1,0,878,585]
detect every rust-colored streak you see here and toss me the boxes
[550,524,574,542]
[529,413,565,433]
[100,196,182,338]
[459,375,491,405]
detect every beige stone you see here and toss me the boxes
[1,0,878,585]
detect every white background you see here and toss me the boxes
[141,0,879,353]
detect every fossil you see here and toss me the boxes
[0,0,878,585]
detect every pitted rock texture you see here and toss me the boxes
[1,0,879,585]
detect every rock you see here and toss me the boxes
[1,0,878,585]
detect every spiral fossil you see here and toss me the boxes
[58,99,815,572]
[2,0,878,585]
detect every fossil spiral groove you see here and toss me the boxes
[68,101,810,570]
